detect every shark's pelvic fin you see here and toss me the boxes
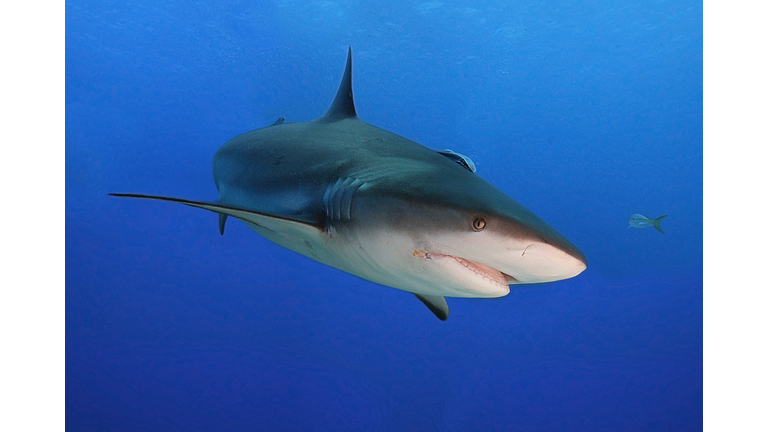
[110,193,323,232]
[218,213,228,235]
[414,294,449,321]
[320,47,357,122]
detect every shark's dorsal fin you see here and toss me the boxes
[320,47,357,122]
[414,294,449,321]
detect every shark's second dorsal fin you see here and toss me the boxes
[320,47,357,122]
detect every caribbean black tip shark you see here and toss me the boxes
[112,47,587,321]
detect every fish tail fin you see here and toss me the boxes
[652,215,667,234]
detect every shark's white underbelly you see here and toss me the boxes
[243,220,422,295]
[242,220,506,298]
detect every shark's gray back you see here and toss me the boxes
[213,117,471,218]
[212,115,574,249]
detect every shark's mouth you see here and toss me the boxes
[413,250,516,291]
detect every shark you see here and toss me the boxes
[112,48,587,320]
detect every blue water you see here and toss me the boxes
[66,1,702,430]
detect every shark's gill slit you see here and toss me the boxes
[324,177,365,222]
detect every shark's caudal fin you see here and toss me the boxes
[415,294,449,321]
[652,215,668,234]
[320,47,357,122]
[110,193,322,233]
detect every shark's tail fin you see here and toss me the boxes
[652,215,667,234]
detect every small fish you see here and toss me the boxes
[628,214,667,233]
[437,149,477,173]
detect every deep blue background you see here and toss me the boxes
[66,0,702,430]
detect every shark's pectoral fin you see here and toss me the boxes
[414,294,449,321]
[110,193,323,235]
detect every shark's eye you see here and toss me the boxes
[472,217,486,231]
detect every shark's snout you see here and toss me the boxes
[504,240,586,284]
